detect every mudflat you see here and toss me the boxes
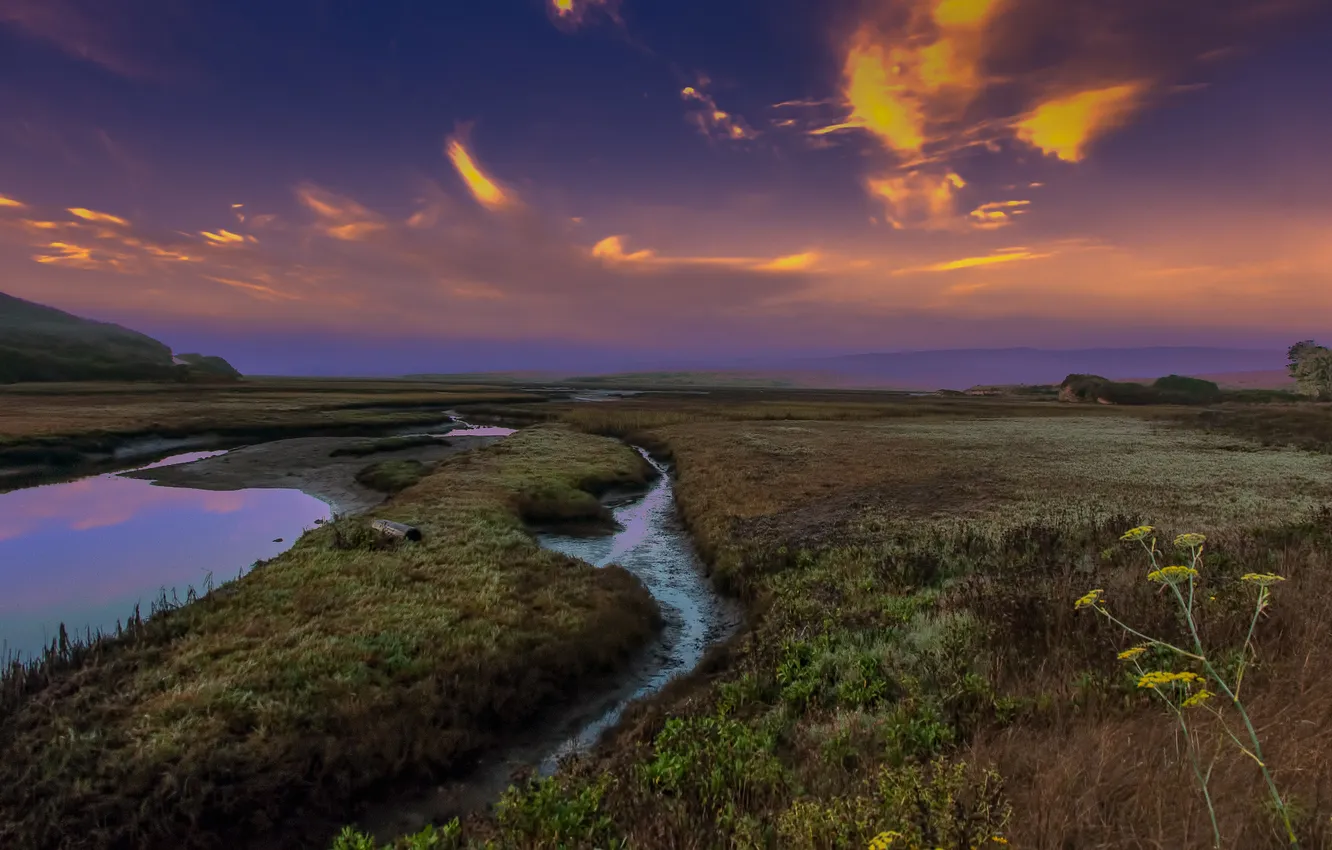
[121,433,505,515]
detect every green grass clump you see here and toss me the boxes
[355,458,431,494]
[332,434,451,458]
[0,425,660,850]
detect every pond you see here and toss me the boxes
[0,452,330,660]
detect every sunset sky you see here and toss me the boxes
[1,0,1330,373]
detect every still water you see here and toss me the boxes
[0,452,330,660]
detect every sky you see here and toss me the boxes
[0,0,1330,373]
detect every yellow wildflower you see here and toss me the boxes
[1138,670,1203,689]
[990,838,1010,845]
[868,832,903,850]
[1117,645,1149,661]
[1074,589,1104,610]
[1147,566,1199,584]
[1174,533,1206,548]
[1121,525,1154,541]
[1241,573,1286,586]
[1182,689,1214,708]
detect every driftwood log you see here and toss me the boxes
[371,519,422,542]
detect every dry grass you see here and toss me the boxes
[0,378,540,444]
[1165,403,1332,455]
[0,425,660,850]
[408,402,1332,850]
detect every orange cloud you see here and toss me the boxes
[143,245,195,262]
[1014,83,1146,162]
[801,1,1301,231]
[968,199,1030,229]
[68,207,130,227]
[327,222,387,241]
[868,170,967,230]
[818,1,1000,158]
[755,252,820,272]
[446,139,513,211]
[0,195,25,208]
[202,275,298,301]
[592,235,655,263]
[681,85,756,142]
[200,229,246,244]
[296,185,388,240]
[897,247,1052,274]
[31,240,135,271]
[591,234,819,274]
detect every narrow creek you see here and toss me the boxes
[357,446,741,839]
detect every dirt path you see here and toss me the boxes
[121,434,505,515]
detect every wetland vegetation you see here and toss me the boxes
[3,378,1332,848]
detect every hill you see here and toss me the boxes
[0,291,239,383]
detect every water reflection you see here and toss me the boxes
[0,453,329,659]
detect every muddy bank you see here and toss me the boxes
[121,433,506,515]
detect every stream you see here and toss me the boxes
[357,446,741,838]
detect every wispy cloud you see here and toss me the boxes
[296,185,389,241]
[0,0,169,80]
[681,83,756,142]
[446,137,515,211]
[200,229,250,245]
[968,199,1031,229]
[68,207,130,227]
[590,234,817,273]
[0,195,26,209]
[898,247,1053,274]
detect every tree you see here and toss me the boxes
[1293,348,1332,400]
[1287,340,1324,377]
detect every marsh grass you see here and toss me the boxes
[0,425,660,850]
[375,407,1332,849]
[331,434,452,458]
[354,459,431,494]
[1167,404,1332,454]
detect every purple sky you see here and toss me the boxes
[1,0,1330,373]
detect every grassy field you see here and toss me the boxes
[0,425,661,850]
[339,397,1332,849]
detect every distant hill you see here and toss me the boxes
[0,291,239,383]
[173,353,243,380]
[783,347,1287,390]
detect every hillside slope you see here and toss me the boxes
[0,291,237,383]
